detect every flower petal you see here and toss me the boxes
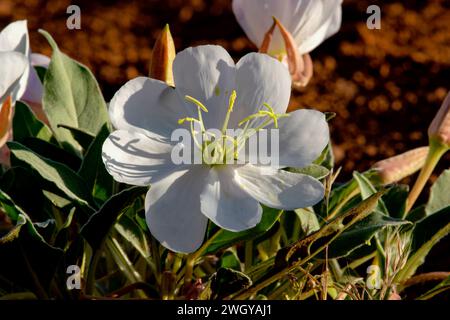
[173,45,236,129]
[102,129,182,186]
[293,0,343,54]
[145,166,209,253]
[0,20,30,101]
[0,51,28,103]
[277,109,329,168]
[109,77,188,139]
[232,0,342,55]
[200,166,262,232]
[0,20,29,55]
[235,165,325,210]
[230,52,291,128]
[21,66,43,104]
[30,53,50,68]
[22,53,50,104]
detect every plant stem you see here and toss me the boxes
[183,229,223,286]
[405,141,447,215]
[85,246,101,296]
[106,237,147,298]
[232,208,372,300]
[403,271,450,288]
[327,187,360,221]
[343,251,376,271]
[244,241,253,271]
[150,235,161,285]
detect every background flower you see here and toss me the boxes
[232,0,342,56]
[0,20,50,164]
[0,51,27,163]
[0,20,50,108]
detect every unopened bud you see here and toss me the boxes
[428,91,450,148]
[372,146,429,184]
[259,19,276,54]
[149,24,175,86]
[260,17,313,88]
[0,96,13,147]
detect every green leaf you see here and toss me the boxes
[12,101,53,142]
[408,204,427,222]
[277,191,387,267]
[426,169,450,215]
[353,171,388,215]
[8,142,92,208]
[78,124,112,204]
[115,213,152,265]
[294,208,320,236]
[40,30,109,154]
[80,186,147,250]
[314,142,334,170]
[325,112,336,121]
[219,249,242,271]
[417,275,450,300]
[396,205,450,282]
[57,124,95,151]
[42,190,72,209]
[204,207,282,255]
[326,213,410,258]
[54,208,76,250]
[288,164,330,180]
[0,189,53,244]
[18,138,82,171]
[0,214,26,244]
[382,184,409,219]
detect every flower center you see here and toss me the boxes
[178,90,289,166]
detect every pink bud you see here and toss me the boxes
[428,91,450,148]
[259,17,314,87]
[372,146,429,184]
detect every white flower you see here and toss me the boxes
[0,51,28,105]
[102,45,329,253]
[1,51,28,147]
[0,20,50,105]
[233,0,342,87]
[232,0,342,56]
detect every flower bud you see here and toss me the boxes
[260,17,313,87]
[0,96,13,147]
[259,19,276,54]
[149,24,175,86]
[372,146,429,184]
[428,91,450,148]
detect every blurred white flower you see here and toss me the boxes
[0,51,28,163]
[232,0,342,86]
[0,20,50,165]
[0,20,50,107]
[102,45,329,253]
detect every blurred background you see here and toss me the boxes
[1,0,449,179]
[0,0,449,299]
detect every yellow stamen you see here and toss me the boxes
[185,95,209,113]
[228,90,237,112]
